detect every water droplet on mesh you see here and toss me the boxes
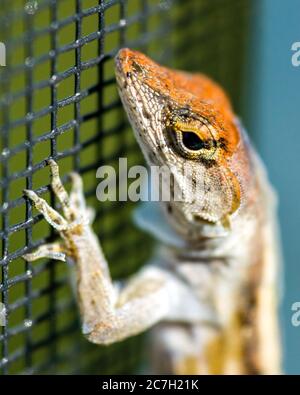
[24,319,33,328]
[2,202,8,211]
[50,75,58,84]
[75,92,81,98]
[120,19,126,27]
[1,148,10,158]
[51,22,59,30]
[26,112,34,121]
[26,270,33,278]
[1,358,8,365]
[49,50,55,58]
[25,1,38,15]
[25,57,34,67]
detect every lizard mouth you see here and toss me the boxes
[193,214,216,225]
[192,213,230,231]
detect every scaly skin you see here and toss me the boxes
[23,49,282,375]
[115,49,282,374]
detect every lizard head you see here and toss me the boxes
[115,48,243,240]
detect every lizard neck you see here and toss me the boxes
[160,210,261,265]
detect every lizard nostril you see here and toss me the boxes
[132,61,143,74]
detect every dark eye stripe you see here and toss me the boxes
[181,131,205,151]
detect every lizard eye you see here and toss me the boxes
[181,131,204,151]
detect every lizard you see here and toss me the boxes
[22,48,282,375]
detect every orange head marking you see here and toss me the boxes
[116,48,239,158]
[115,48,242,232]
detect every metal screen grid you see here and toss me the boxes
[174,0,252,113]
[0,0,252,374]
[0,0,172,374]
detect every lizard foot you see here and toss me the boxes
[23,160,91,261]
[23,242,66,262]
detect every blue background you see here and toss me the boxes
[246,0,300,374]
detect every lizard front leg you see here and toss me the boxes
[23,160,193,345]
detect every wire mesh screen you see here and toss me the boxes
[173,0,252,113]
[0,0,251,375]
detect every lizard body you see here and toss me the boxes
[23,49,282,374]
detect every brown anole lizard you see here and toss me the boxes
[23,49,282,374]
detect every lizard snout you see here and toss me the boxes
[115,48,149,80]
